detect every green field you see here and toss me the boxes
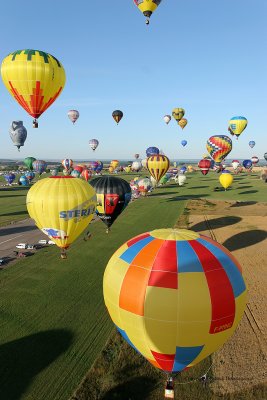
[0,171,266,400]
[0,171,266,226]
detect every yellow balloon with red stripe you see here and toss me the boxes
[26,177,96,250]
[147,154,170,183]
[133,0,162,24]
[1,49,66,127]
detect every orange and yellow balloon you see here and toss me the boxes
[1,49,66,128]
[178,118,188,129]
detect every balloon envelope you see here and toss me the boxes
[89,139,99,151]
[4,173,16,185]
[112,110,123,124]
[90,176,131,229]
[228,116,247,138]
[68,110,79,124]
[26,177,96,249]
[172,108,185,122]
[249,141,255,148]
[32,160,47,175]
[219,173,233,189]
[133,0,162,24]
[146,147,159,157]
[103,228,247,373]
[181,140,187,147]
[24,157,36,171]
[243,160,252,169]
[9,121,27,150]
[62,159,73,170]
[147,155,170,183]
[163,115,171,124]
[206,135,232,163]
[178,118,188,129]
[1,49,65,126]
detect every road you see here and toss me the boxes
[0,218,47,265]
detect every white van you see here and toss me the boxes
[38,239,48,245]
[16,243,28,249]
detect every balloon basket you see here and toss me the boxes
[33,119,38,128]
[60,249,67,259]
[164,377,174,399]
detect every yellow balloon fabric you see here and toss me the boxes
[219,173,233,190]
[109,166,114,173]
[110,160,119,169]
[228,116,247,137]
[103,228,247,373]
[1,49,66,121]
[147,154,170,183]
[26,177,96,249]
[178,118,188,129]
[172,108,185,122]
[134,0,160,14]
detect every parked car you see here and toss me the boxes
[26,244,35,250]
[16,243,28,249]
[38,239,48,245]
[0,258,6,266]
[48,240,56,245]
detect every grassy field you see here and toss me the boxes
[0,183,186,400]
[0,171,266,400]
[0,171,266,227]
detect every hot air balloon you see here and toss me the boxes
[112,110,123,124]
[146,147,159,157]
[68,110,79,124]
[24,157,36,171]
[163,115,171,125]
[131,161,142,172]
[177,174,187,186]
[147,154,170,183]
[133,0,162,24]
[87,161,99,172]
[95,161,104,173]
[71,169,81,178]
[243,160,253,170]
[26,177,96,258]
[137,177,152,196]
[103,228,247,396]
[159,175,169,185]
[110,160,119,169]
[180,166,187,174]
[25,171,35,182]
[178,118,188,130]
[206,135,232,163]
[228,116,247,139]
[124,166,131,173]
[198,159,211,176]
[1,49,66,128]
[109,166,114,174]
[81,168,92,182]
[90,176,131,233]
[231,160,240,171]
[73,165,84,174]
[62,159,73,171]
[32,160,47,175]
[19,175,29,186]
[134,153,140,159]
[219,171,233,190]
[181,140,187,147]
[50,168,59,177]
[172,108,185,122]
[4,173,16,185]
[249,141,255,149]
[9,121,27,151]
[251,156,259,165]
[89,139,99,152]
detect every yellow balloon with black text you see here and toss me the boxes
[26,177,96,253]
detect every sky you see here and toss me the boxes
[0,0,266,161]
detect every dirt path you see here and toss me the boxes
[185,199,267,395]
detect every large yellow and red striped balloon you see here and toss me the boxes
[1,49,66,127]
[103,229,247,373]
[147,154,170,183]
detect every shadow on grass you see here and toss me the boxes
[101,377,158,400]
[190,216,242,232]
[187,186,209,189]
[222,230,267,251]
[149,191,178,197]
[0,224,37,235]
[0,329,73,400]
[0,195,25,198]
[0,187,27,192]
[235,186,252,189]
[1,211,27,217]
[165,194,209,202]
[239,190,258,194]
[230,201,257,207]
